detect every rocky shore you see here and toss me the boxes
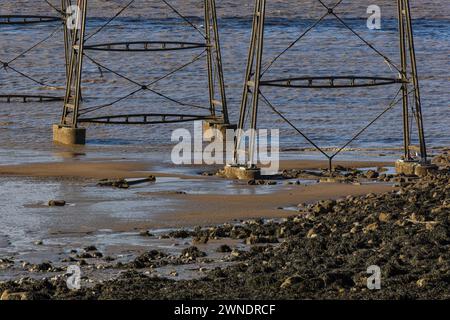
[0,156,449,300]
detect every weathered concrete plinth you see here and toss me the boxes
[203,120,237,141]
[395,160,438,177]
[52,124,86,145]
[223,164,261,180]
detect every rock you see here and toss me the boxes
[245,235,278,245]
[363,223,379,233]
[280,275,302,289]
[181,246,206,260]
[216,244,232,253]
[319,200,336,211]
[84,245,97,252]
[416,278,427,288]
[77,252,94,259]
[0,258,13,265]
[313,204,327,214]
[48,200,66,207]
[132,250,168,268]
[245,235,259,245]
[192,235,209,245]
[92,251,103,258]
[139,230,154,237]
[29,261,52,272]
[432,153,450,167]
[168,230,191,239]
[61,257,77,263]
[230,249,242,258]
[365,170,379,179]
[34,240,43,245]
[306,228,317,239]
[276,227,286,238]
[1,290,29,300]
[378,212,391,222]
[78,259,87,266]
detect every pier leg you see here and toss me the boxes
[52,124,86,145]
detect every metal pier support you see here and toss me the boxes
[54,0,87,145]
[56,0,232,145]
[233,0,429,176]
[234,0,266,167]
[401,0,427,163]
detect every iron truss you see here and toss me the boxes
[0,94,63,103]
[83,41,208,52]
[260,76,405,89]
[0,15,60,25]
[0,3,65,103]
[234,0,428,171]
[59,0,230,128]
[78,113,215,125]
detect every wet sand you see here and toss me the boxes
[151,183,394,227]
[0,160,194,179]
[0,159,394,230]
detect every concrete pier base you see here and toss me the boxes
[223,164,261,180]
[52,124,86,145]
[395,160,438,177]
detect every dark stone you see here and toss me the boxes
[48,200,66,207]
[216,244,232,253]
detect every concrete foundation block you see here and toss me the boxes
[52,124,86,145]
[395,160,438,177]
[223,164,261,180]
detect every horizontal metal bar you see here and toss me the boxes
[79,113,216,125]
[260,76,404,89]
[84,41,208,52]
[0,94,64,103]
[0,15,60,25]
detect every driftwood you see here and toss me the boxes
[97,176,156,189]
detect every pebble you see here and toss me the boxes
[48,200,66,207]
[216,244,232,253]
[378,212,391,222]
[139,230,154,237]
[1,290,29,300]
[280,275,302,289]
